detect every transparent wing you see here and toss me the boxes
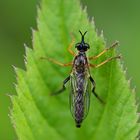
[69,73,91,120]
[83,80,91,119]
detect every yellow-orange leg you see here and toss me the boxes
[40,57,72,67]
[67,33,76,56]
[89,55,121,68]
[89,41,119,60]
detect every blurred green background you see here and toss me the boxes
[0,0,139,139]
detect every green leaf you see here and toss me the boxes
[11,0,139,140]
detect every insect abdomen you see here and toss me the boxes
[75,92,84,127]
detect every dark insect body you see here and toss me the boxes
[41,31,121,128]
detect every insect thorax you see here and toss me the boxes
[73,52,88,74]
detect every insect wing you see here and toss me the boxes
[69,73,90,120]
[83,79,91,119]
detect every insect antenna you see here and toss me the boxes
[79,30,87,42]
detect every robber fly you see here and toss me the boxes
[41,31,121,128]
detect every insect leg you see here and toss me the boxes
[67,33,76,56]
[89,55,121,68]
[89,76,105,104]
[51,76,70,96]
[89,41,119,60]
[40,56,72,67]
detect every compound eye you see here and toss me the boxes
[84,43,90,49]
[75,43,82,49]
